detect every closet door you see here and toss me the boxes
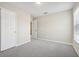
[1,8,6,51]
[5,9,16,49]
[10,11,16,47]
[1,8,16,51]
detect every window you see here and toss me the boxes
[74,7,79,43]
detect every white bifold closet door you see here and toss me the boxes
[1,8,16,51]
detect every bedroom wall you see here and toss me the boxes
[37,9,73,44]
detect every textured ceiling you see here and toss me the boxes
[1,2,74,17]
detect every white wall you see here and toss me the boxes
[16,13,31,46]
[0,3,31,47]
[37,10,73,44]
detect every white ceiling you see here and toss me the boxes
[3,2,74,17]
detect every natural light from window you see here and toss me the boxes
[74,7,79,43]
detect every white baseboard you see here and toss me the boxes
[0,40,31,52]
[72,41,79,56]
[38,38,72,45]
[16,40,31,47]
[73,45,79,56]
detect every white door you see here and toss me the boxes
[1,8,6,51]
[5,9,16,49]
[32,19,37,39]
[1,8,16,51]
